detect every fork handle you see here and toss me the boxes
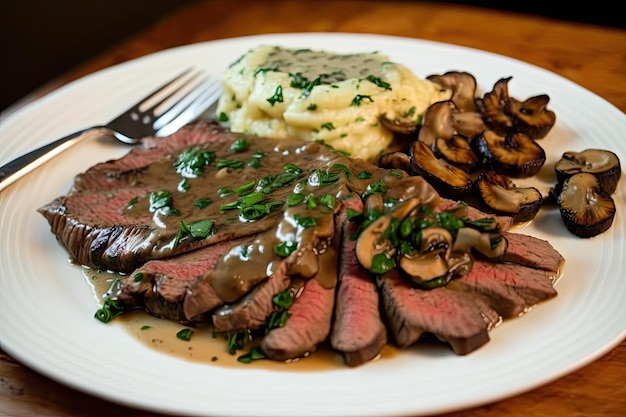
[0,127,95,193]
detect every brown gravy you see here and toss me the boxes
[82,268,398,370]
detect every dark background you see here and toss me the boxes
[1,0,623,115]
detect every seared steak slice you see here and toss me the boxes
[39,121,315,272]
[116,239,236,322]
[377,269,501,355]
[448,259,558,318]
[38,121,254,272]
[500,232,565,274]
[260,276,336,361]
[211,261,292,333]
[260,240,339,362]
[73,121,229,192]
[331,197,387,366]
[40,187,154,272]
[437,198,513,231]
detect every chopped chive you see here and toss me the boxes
[287,193,305,207]
[230,138,250,152]
[176,328,194,341]
[194,197,212,209]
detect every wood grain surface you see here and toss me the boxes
[1,1,625,416]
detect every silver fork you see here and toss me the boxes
[0,68,222,192]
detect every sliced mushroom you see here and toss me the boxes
[356,197,421,271]
[399,226,454,288]
[451,110,486,138]
[452,227,508,259]
[426,71,479,112]
[476,77,556,139]
[380,113,419,136]
[433,135,480,172]
[556,172,616,238]
[476,77,513,135]
[474,129,546,178]
[378,151,412,173]
[417,101,457,146]
[475,170,543,223]
[384,175,441,208]
[410,139,473,198]
[417,100,485,147]
[364,193,385,213]
[555,148,622,194]
[505,94,556,139]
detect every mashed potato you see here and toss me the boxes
[216,45,451,161]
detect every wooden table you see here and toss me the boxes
[1,1,624,416]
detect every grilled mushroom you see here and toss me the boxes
[476,77,513,135]
[555,148,622,194]
[556,172,616,238]
[383,175,441,208]
[417,100,485,147]
[433,135,480,172]
[476,77,556,139]
[379,113,419,136]
[426,71,479,112]
[398,227,455,288]
[505,94,556,139]
[475,170,543,223]
[410,139,473,198]
[452,227,508,258]
[474,129,546,178]
[355,197,421,272]
[378,151,412,173]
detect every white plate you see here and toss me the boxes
[1,33,625,417]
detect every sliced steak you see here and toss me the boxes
[73,121,229,192]
[437,198,513,231]
[260,275,337,361]
[116,239,237,322]
[330,196,387,366]
[211,260,293,333]
[39,120,410,273]
[39,122,327,272]
[448,259,558,318]
[182,234,283,322]
[377,269,501,355]
[500,232,565,274]
[39,121,263,272]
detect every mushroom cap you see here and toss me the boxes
[474,130,546,178]
[427,71,479,112]
[556,172,616,238]
[410,139,473,198]
[417,100,458,146]
[434,135,480,172]
[355,197,421,271]
[378,151,412,173]
[399,227,453,285]
[505,94,556,139]
[555,148,622,194]
[476,76,513,135]
[452,227,508,259]
[475,170,543,223]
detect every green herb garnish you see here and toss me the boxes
[176,328,194,341]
